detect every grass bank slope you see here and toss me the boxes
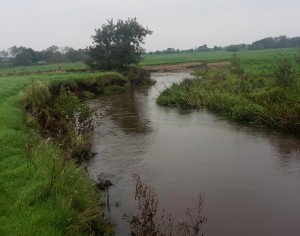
[0,72,126,235]
[157,59,300,134]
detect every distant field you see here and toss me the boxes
[142,48,299,75]
[1,48,299,76]
[0,61,86,75]
[142,48,298,66]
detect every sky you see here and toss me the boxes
[1,0,300,52]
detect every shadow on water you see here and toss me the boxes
[88,72,300,236]
[98,88,152,135]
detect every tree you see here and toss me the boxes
[15,49,33,66]
[213,46,222,51]
[226,45,239,52]
[166,48,176,54]
[0,50,9,66]
[44,45,64,63]
[197,44,209,52]
[86,18,152,72]
[65,48,86,62]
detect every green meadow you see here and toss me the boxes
[142,48,298,75]
[0,62,86,76]
[142,48,297,65]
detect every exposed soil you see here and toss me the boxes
[143,61,230,73]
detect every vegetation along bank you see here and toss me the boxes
[0,70,131,235]
[157,49,300,135]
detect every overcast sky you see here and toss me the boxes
[1,0,300,51]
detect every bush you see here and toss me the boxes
[229,53,244,75]
[126,64,155,85]
[273,53,296,87]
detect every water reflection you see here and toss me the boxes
[98,89,152,135]
[88,72,300,236]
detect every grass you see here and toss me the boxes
[156,56,300,134]
[0,62,86,76]
[1,47,300,234]
[0,71,125,235]
[142,48,299,75]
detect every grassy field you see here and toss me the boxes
[0,62,86,76]
[0,72,126,235]
[156,50,300,134]
[142,48,297,65]
[142,48,299,75]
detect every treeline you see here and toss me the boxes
[147,35,300,55]
[249,35,300,50]
[0,45,86,67]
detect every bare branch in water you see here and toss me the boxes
[128,174,207,236]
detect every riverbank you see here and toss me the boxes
[156,55,300,135]
[0,72,128,235]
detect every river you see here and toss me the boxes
[88,72,300,236]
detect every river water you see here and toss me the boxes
[88,72,300,236]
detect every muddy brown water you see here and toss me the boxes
[88,72,300,236]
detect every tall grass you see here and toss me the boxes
[157,66,300,134]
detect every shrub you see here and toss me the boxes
[229,53,244,75]
[273,53,296,87]
[127,64,154,85]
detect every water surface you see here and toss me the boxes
[88,72,300,236]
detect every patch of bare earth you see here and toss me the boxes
[144,61,229,73]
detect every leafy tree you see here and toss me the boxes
[213,46,222,51]
[0,50,8,59]
[0,50,9,66]
[13,47,38,66]
[15,49,33,66]
[166,48,176,54]
[44,45,64,63]
[197,44,209,52]
[65,48,86,62]
[226,45,239,52]
[86,18,152,72]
